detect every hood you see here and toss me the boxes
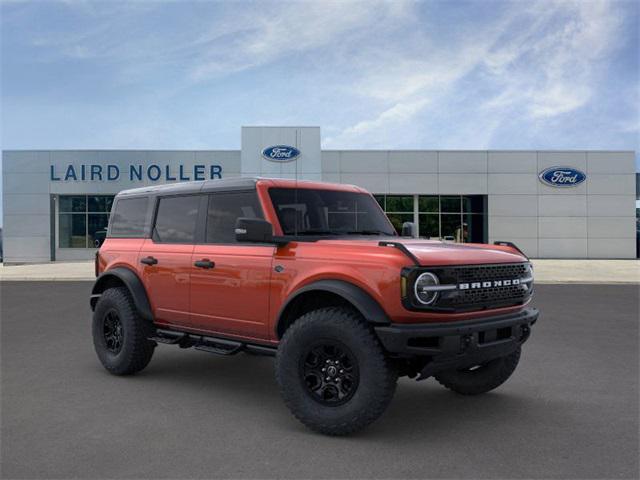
[396,239,527,266]
[315,237,527,266]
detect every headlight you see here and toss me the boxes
[414,272,440,305]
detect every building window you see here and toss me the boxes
[58,195,114,248]
[375,195,414,235]
[375,194,487,243]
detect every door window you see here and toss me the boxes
[153,195,200,244]
[206,191,263,244]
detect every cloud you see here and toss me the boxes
[189,1,412,80]
[325,0,628,147]
[2,0,636,156]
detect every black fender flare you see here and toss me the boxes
[276,279,391,338]
[90,267,154,322]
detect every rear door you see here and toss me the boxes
[138,194,203,327]
[190,190,274,340]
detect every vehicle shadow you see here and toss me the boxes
[111,348,557,442]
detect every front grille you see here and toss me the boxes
[408,263,533,312]
[452,263,529,283]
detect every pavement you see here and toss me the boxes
[1,282,638,479]
[1,258,639,283]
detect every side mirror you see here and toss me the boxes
[235,218,275,243]
[401,221,416,238]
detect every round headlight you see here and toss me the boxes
[414,272,440,305]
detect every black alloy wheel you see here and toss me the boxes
[300,341,359,406]
[103,309,124,354]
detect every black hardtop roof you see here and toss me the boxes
[116,177,259,198]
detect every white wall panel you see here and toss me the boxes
[587,238,636,258]
[538,195,587,217]
[489,195,538,217]
[388,151,438,173]
[538,217,588,238]
[2,237,50,263]
[538,238,588,258]
[438,152,487,173]
[587,174,635,195]
[438,174,487,194]
[3,214,50,237]
[340,173,388,193]
[587,152,635,174]
[3,173,50,194]
[340,151,387,173]
[489,217,538,238]
[3,194,50,215]
[488,174,538,194]
[389,174,437,194]
[538,151,587,171]
[588,217,636,238]
[488,151,537,173]
[3,151,50,173]
[321,152,340,172]
[587,195,636,216]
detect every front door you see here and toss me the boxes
[138,194,202,328]
[190,191,274,341]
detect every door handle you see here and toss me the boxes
[140,256,158,266]
[194,259,215,269]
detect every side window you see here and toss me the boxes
[206,191,263,244]
[153,195,200,244]
[109,197,149,237]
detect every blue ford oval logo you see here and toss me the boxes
[538,166,586,188]
[261,145,301,162]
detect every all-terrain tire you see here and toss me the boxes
[92,287,156,375]
[434,348,521,395]
[275,307,398,436]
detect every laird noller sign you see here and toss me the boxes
[50,163,223,182]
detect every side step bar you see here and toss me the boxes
[150,328,277,357]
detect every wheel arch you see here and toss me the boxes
[275,279,391,339]
[91,267,153,322]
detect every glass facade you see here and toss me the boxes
[375,194,487,243]
[58,195,114,248]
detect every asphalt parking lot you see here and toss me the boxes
[1,282,638,479]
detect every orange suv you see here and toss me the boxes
[91,177,538,435]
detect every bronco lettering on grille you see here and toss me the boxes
[459,279,521,290]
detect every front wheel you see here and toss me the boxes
[434,348,521,395]
[275,307,398,436]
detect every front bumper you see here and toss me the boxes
[374,308,538,379]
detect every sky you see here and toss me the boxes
[0,0,639,224]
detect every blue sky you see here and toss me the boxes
[1,0,639,224]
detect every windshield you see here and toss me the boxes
[269,188,397,237]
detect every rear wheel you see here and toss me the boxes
[92,287,156,375]
[275,307,397,436]
[434,348,521,395]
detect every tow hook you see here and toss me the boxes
[460,334,473,353]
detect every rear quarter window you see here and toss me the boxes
[109,197,149,237]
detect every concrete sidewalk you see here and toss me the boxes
[1,259,638,283]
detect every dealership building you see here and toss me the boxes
[2,126,637,263]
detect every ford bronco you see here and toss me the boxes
[91,177,538,435]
